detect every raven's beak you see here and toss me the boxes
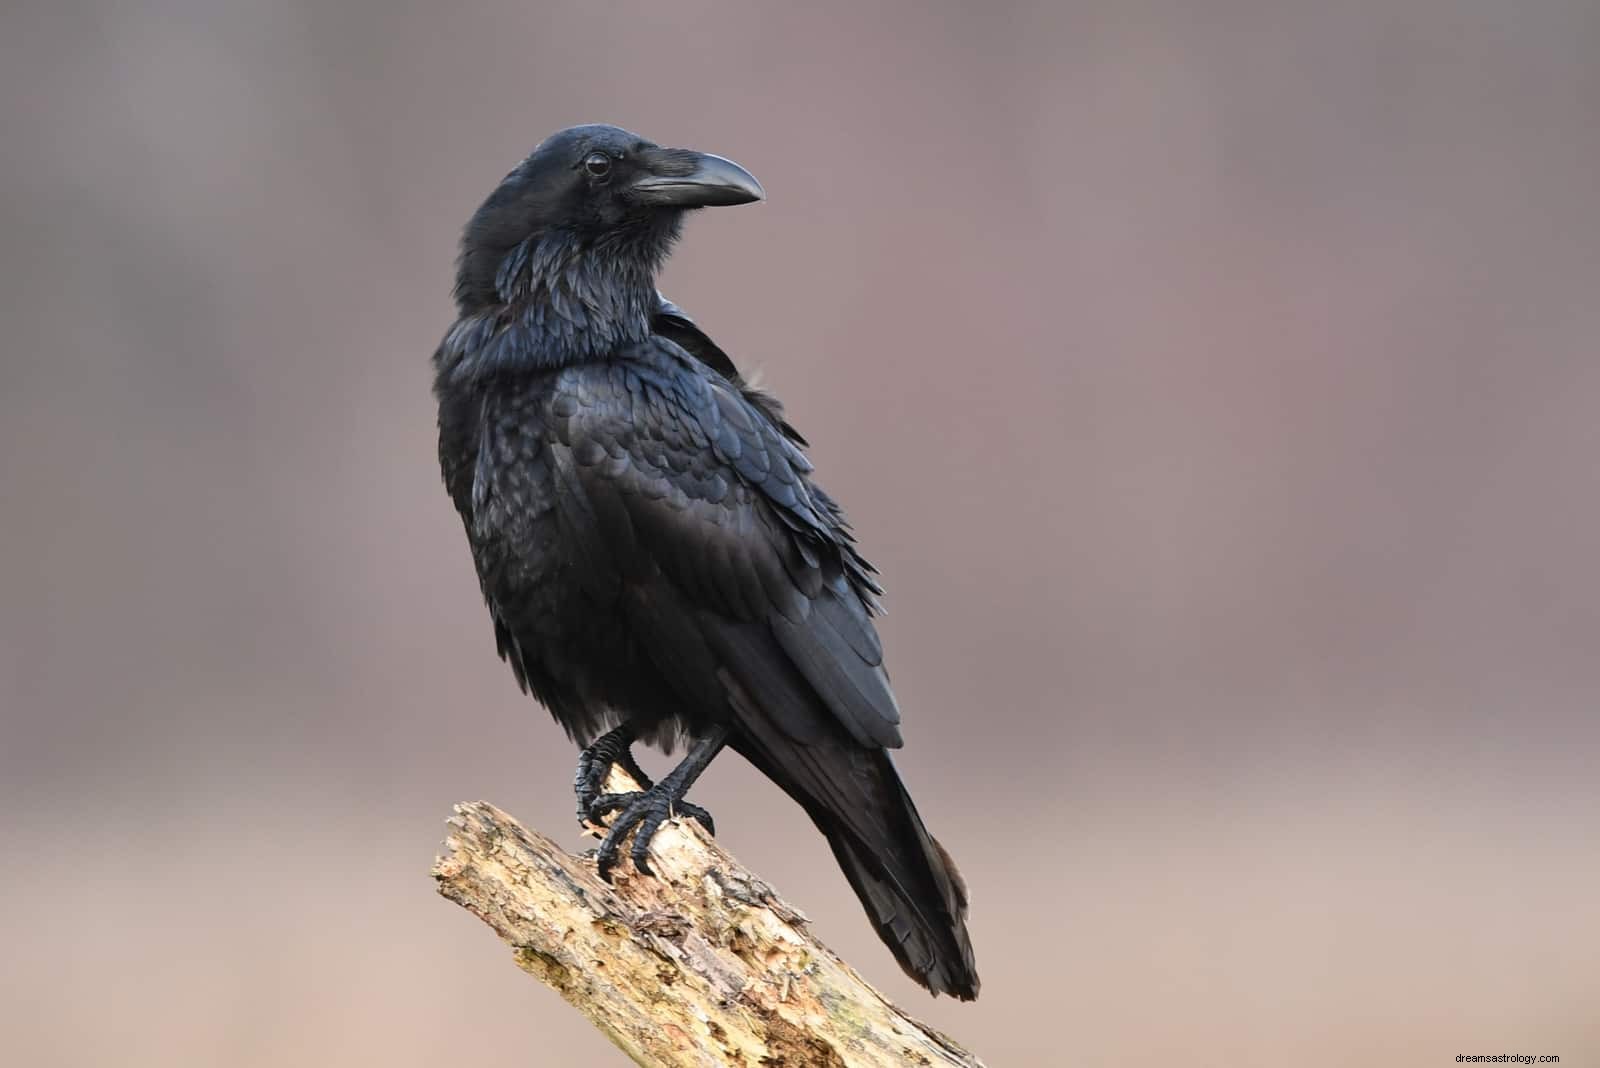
[630,149,765,208]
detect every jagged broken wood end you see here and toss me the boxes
[431,769,984,1068]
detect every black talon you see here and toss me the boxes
[585,791,637,824]
[672,801,715,837]
[629,808,669,877]
[592,726,728,882]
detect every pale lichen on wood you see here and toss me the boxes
[432,769,983,1067]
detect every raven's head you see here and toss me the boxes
[455,124,763,312]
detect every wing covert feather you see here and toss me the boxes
[546,342,900,748]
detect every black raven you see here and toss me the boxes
[432,124,978,999]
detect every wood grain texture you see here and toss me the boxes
[432,770,983,1067]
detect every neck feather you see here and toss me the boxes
[437,218,678,384]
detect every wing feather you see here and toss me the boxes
[547,339,898,748]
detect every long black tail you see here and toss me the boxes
[733,733,979,999]
[815,755,978,999]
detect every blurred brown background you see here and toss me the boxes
[3,2,1597,1065]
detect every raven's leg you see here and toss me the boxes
[591,725,728,881]
[573,723,655,826]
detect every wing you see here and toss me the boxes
[653,294,808,447]
[653,294,742,383]
[544,340,899,750]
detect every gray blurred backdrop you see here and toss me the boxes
[3,2,1598,1065]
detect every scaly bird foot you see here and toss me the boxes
[590,785,716,881]
[573,724,653,827]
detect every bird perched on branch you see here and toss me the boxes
[432,124,978,999]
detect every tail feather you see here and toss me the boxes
[819,782,978,999]
[731,723,979,998]
[707,624,978,998]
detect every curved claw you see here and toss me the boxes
[630,809,669,877]
[672,801,715,837]
[586,791,641,825]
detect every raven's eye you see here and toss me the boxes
[583,152,612,179]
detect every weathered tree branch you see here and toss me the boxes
[432,769,984,1067]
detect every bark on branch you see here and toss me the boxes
[432,769,984,1067]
